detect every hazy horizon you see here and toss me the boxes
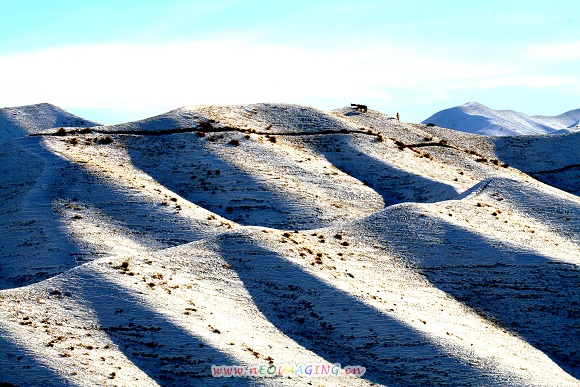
[1,0,579,124]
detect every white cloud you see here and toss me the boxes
[452,74,578,89]
[0,36,576,119]
[524,41,580,63]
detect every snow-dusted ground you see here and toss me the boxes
[0,103,578,386]
[423,101,580,136]
[0,103,100,144]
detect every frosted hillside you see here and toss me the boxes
[423,101,580,136]
[0,103,100,144]
[0,103,578,386]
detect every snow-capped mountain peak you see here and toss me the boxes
[423,102,580,136]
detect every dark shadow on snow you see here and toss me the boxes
[216,232,508,386]
[0,136,214,289]
[125,133,335,230]
[358,209,580,378]
[72,269,250,386]
[303,134,459,206]
[483,178,579,242]
[0,333,74,387]
[493,133,580,197]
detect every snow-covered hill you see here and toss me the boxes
[0,103,578,386]
[422,101,580,136]
[0,103,100,144]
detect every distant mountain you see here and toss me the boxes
[422,102,580,136]
[0,103,100,144]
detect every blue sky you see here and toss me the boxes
[1,0,579,124]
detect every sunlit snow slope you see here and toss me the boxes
[0,103,578,386]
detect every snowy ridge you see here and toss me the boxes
[0,103,100,144]
[0,103,578,386]
[423,101,580,136]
